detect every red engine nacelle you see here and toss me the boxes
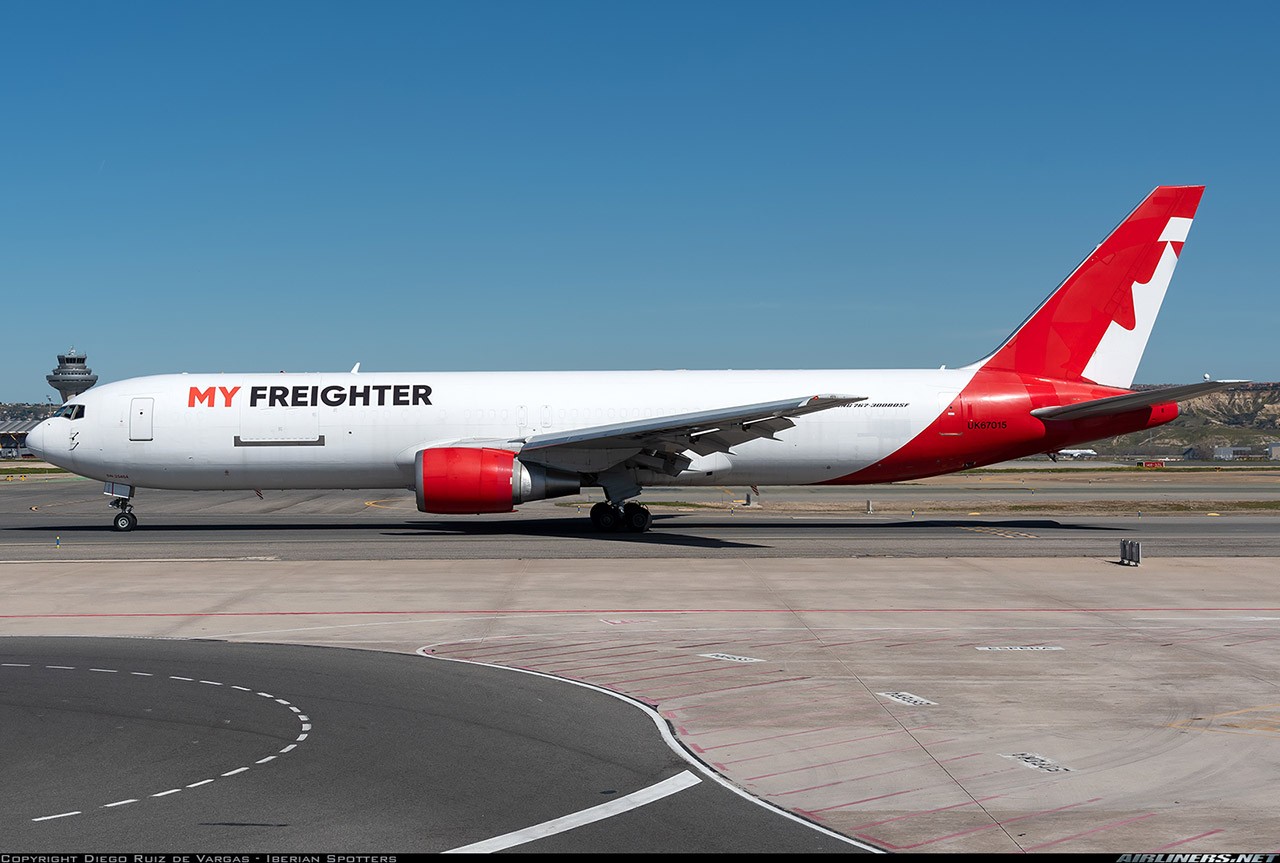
[414,447,580,514]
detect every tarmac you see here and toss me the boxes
[1,468,1278,852]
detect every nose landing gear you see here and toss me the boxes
[109,497,137,531]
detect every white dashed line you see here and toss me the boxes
[18,662,314,824]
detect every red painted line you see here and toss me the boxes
[590,658,726,679]
[450,639,542,655]
[744,743,931,781]
[466,640,602,658]
[805,785,931,808]
[848,793,1007,829]
[884,635,955,647]
[1023,813,1156,851]
[697,724,845,752]
[746,638,815,648]
[8,607,1280,620]
[720,727,924,766]
[777,753,982,799]
[1147,829,1225,851]
[659,685,839,717]
[512,641,666,661]
[543,649,663,671]
[645,675,809,701]
[862,797,1103,850]
[607,663,748,686]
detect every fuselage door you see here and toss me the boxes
[129,398,154,441]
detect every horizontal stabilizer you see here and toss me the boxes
[1031,381,1243,421]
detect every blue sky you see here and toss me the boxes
[3,1,1276,402]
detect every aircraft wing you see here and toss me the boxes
[1031,381,1242,421]
[518,394,865,475]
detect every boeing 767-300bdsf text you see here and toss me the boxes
[27,185,1235,533]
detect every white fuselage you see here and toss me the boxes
[36,369,976,491]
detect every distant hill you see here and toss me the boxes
[1093,383,1280,457]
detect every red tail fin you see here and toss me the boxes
[973,186,1204,388]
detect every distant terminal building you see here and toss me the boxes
[1269,443,1280,461]
[47,347,98,403]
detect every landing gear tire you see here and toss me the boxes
[113,511,137,532]
[590,502,623,532]
[622,502,652,533]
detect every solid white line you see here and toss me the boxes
[32,811,81,821]
[416,646,881,852]
[151,789,181,797]
[301,723,311,731]
[279,744,296,753]
[257,691,273,698]
[295,733,308,741]
[102,799,138,808]
[90,668,118,673]
[256,756,277,764]
[187,779,215,788]
[275,698,291,705]
[2,663,30,667]
[221,767,249,777]
[443,771,701,853]
[297,714,308,720]
[170,676,193,681]
[130,671,153,676]
[289,706,301,713]
[231,685,251,691]
[46,665,74,670]
[199,680,222,685]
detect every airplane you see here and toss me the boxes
[26,185,1236,534]
[1054,448,1098,460]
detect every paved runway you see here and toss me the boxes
[2,477,1279,559]
[0,637,861,852]
[2,471,1279,853]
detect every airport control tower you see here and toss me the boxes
[47,347,98,403]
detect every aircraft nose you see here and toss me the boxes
[25,420,47,458]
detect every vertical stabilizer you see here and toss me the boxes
[973,186,1203,388]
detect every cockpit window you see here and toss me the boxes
[54,404,85,420]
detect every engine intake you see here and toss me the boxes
[415,447,580,514]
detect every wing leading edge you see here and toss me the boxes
[518,394,865,475]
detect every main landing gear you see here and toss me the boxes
[109,497,137,532]
[590,501,652,533]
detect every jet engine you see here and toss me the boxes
[414,447,580,514]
